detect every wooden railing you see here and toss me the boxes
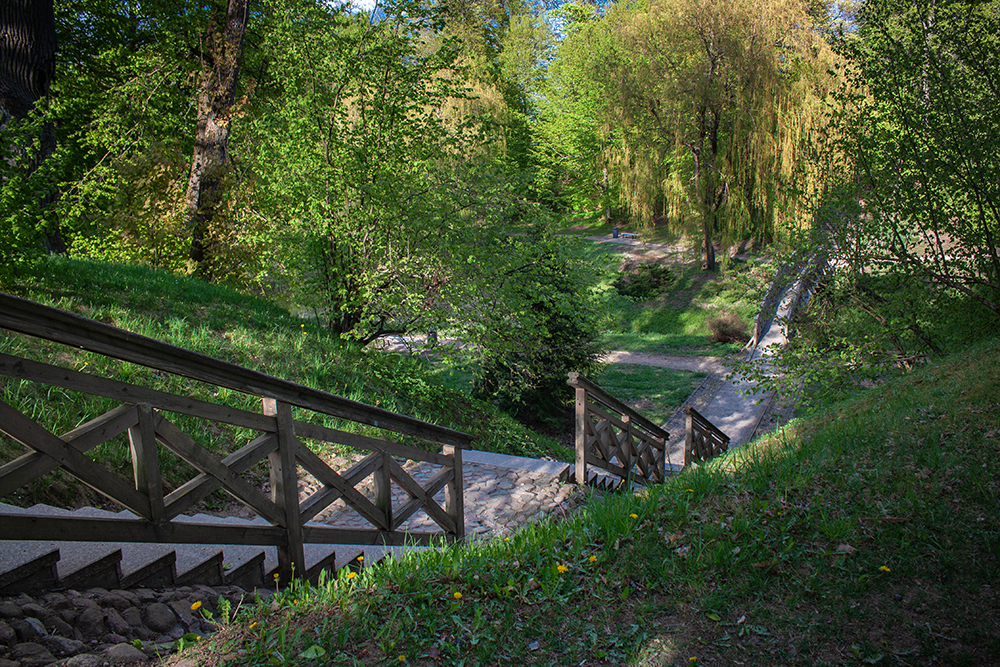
[567,372,669,486]
[0,292,471,582]
[684,407,729,466]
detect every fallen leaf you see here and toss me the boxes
[706,613,721,622]
[736,615,746,625]
[836,543,857,554]
[428,646,441,660]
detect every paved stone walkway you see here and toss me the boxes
[301,458,583,540]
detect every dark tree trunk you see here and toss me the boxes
[0,0,63,253]
[184,0,249,280]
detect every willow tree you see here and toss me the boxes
[593,0,838,269]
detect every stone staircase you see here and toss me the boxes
[0,502,414,596]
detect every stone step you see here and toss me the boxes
[1,501,438,594]
[20,504,124,590]
[0,503,60,595]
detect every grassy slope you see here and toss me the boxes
[178,338,999,666]
[577,238,766,357]
[0,257,567,507]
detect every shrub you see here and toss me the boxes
[707,312,749,343]
[613,260,675,299]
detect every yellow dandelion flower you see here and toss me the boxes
[685,489,694,492]
[347,571,358,580]
[589,555,598,563]
[273,573,280,579]
[453,591,462,600]
[880,566,891,572]
[190,601,202,611]
[249,622,258,629]
[629,513,638,519]
[357,555,364,561]
[557,564,568,573]
[398,656,406,663]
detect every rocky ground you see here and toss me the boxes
[0,584,256,666]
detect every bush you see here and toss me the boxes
[613,260,675,299]
[707,312,749,343]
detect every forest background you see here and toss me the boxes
[2,0,999,419]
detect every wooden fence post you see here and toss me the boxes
[263,398,305,581]
[684,407,694,467]
[575,386,587,485]
[443,445,465,540]
[373,451,393,531]
[128,404,165,523]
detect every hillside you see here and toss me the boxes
[172,337,999,666]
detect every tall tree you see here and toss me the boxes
[581,0,838,269]
[184,0,250,279]
[0,0,62,260]
[828,0,1000,316]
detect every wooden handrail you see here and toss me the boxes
[0,292,470,581]
[567,372,668,441]
[0,292,472,448]
[684,406,729,466]
[567,372,668,487]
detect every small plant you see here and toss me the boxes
[612,260,675,300]
[706,312,748,343]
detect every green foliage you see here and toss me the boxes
[595,364,705,424]
[827,0,1000,317]
[611,260,675,300]
[465,233,605,427]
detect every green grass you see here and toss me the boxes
[573,238,769,356]
[0,257,567,508]
[179,337,1000,666]
[596,364,705,425]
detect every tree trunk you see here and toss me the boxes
[184,0,249,280]
[0,0,63,252]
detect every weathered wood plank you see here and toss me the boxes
[391,468,455,530]
[0,353,276,431]
[575,386,587,485]
[373,452,393,533]
[0,294,473,447]
[587,402,664,448]
[300,524,454,546]
[163,433,278,520]
[584,451,629,480]
[292,420,453,467]
[389,459,456,534]
[263,399,305,581]
[153,415,284,526]
[292,441,388,530]
[0,399,152,518]
[443,444,464,538]
[129,404,165,523]
[298,452,381,523]
[0,513,285,545]
[0,404,137,499]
